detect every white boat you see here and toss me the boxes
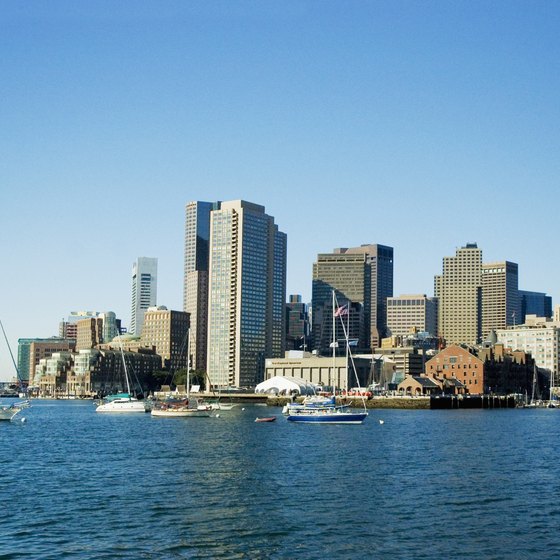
[96,334,147,414]
[151,329,212,418]
[0,400,29,421]
[207,402,236,411]
[151,398,212,417]
[286,292,368,425]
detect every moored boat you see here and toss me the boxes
[151,398,212,418]
[0,400,30,421]
[255,416,276,422]
[286,291,368,425]
[96,334,147,414]
[286,407,367,424]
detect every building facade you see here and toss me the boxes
[75,312,121,351]
[425,345,485,394]
[183,201,218,372]
[481,261,520,339]
[519,290,552,321]
[141,306,190,372]
[386,294,438,337]
[18,338,75,385]
[435,243,482,345]
[264,353,370,391]
[285,294,310,351]
[206,200,287,389]
[311,244,393,354]
[130,257,158,336]
[496,317,560,379]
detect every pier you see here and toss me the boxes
[430,395,518,409]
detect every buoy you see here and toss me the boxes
[215,414,220,418]
[242,408,245,411]
[379,419,384,425]
[21,418,26,423]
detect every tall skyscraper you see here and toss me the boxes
[130,257,157,336]
[435,244,520,345]
[311,244,393,354]
[435,243,482,345]
[481,261,520,339]
[206,200,287,389]
[183,201,217,372]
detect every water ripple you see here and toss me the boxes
[1,403,560,558]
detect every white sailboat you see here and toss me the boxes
[96,333,146,413]
[286,291,368,424]
[151,329,212,418]
[0,319,30,421]
[0,400,30,421]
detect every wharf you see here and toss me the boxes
[430,394,518,409]
[269,394,521,410]
[267,396,430,409]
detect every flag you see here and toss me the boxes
[334,305,348,317]
[329,341,339,348]
[348,339,358,347]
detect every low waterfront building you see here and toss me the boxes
[255,376,317,396]
[35,352,73,397]
[397,375,441,396]
[478,343,535,396]
[263,351,370,391]
[374,344,425,376]
[425,345,484,394]
[19,337,76,385]
[424,343,534,395]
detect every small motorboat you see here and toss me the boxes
[254,416,276,423]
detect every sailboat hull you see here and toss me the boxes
[0,400,29,421]
[96,399,147,413]
[151,408,211,417]
[287,411,368,424]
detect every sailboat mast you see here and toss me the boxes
[187,328,191,399]
[116,332,132,395]
[0,319,22,387]
[332,291,336,393]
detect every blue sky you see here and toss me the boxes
[1,1,559,380]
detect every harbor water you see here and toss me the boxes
[1,400,560,559]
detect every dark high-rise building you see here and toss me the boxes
[519,290,553,321]
[286,295,310,351]
[183,201,219,372]
[311,244,393,354]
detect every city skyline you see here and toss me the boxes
[1,3,559,379]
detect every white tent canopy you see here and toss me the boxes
[255,376,318,396]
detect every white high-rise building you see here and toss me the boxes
[206,200,286,389]
[130,257,158,336]
[496,316,560,378]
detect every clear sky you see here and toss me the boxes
[1,1,559,380]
